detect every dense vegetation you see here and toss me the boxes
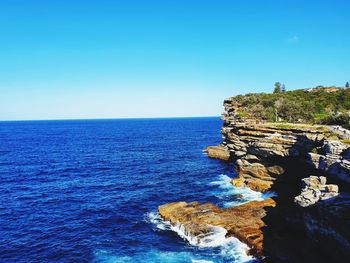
[232,87,350,128]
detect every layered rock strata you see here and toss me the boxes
[158,198,276,257]
[159,97,350,261]
[209,99,350,190]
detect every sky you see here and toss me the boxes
[0,0,349,120]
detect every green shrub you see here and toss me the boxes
[231,87,350,128]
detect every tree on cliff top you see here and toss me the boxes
[273,82,282,93]
[346,81,350,88]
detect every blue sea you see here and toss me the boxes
[0,118,267,263]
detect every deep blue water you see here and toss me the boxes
[0,118,260,263]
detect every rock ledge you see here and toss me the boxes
[158,198,276,257]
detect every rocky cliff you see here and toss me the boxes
[207,98,350,192]
[158,97,350,262]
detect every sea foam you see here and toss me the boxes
[146,212,254,263]
[144,174,269,262]
[210,174,275,207]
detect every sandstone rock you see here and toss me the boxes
[266,165,285,176]
[220,102,350,186]
[302,176,321,188]
[231,177,245,187]
[158,198,276,257]
[234,150,246,157]
[295,176,339,207]
[243,154,260,162]
[206,146,230,161]
[234,159,284,192]
[294,189,321,207]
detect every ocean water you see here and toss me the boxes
[0,118,265,263]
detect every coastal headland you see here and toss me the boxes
[159,88,350,262]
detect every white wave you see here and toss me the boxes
[143,174,270,262]
[210,174,275,207]
[169,221,253,262]
[145,211,170,230]
[146,211,254,263]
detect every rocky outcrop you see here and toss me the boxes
[158,198,276,257]
[159,96,350,261]
[232,158,284,191]
[206,145,230,161]
[294,176,339,207]
[206,98,350,190]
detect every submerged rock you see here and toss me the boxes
[294,176,339,207]
[158,198,276,257]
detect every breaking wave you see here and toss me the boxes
[142,174,272,262]
[145,212,254,263]
[210,174,275,207]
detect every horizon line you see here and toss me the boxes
[0,115,222,122]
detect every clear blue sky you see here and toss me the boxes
[1,0,349,120]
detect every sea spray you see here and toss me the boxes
[210,174,275,207]
[146,212,254,262]
[144,174,269,262]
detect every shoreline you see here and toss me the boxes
[157,96,350,262]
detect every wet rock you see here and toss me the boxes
[231,177,245,187]
[158,198,276,257]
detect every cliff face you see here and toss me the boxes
[203,97,350,261]
[207,98,350,191]
[158,97,350,262]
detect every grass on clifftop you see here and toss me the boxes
[231,87,350,128]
